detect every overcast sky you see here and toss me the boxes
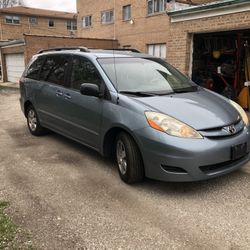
[23,0,76,12]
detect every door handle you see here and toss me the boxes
[56,90,63,97]
[64,93,71,100]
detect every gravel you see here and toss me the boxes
[0,90,250,250]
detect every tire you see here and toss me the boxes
[115,132,144,184]
[26,105,46,136]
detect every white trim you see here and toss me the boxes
[188,34,193,78]
[170,4,250,23]
[1,43,25,49]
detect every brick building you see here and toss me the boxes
[77,0,213,59]
[0,6,77,41]
[77,0,169,59]
[0,6,77,82]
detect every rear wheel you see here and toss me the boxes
[115,132,144,184]
[26,105,46,136]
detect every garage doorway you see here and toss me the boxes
[192,29,250,109]
[5,53,25,83]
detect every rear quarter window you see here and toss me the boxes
[26,56,45,80]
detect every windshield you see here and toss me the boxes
[98,57,198,94]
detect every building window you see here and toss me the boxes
[29,16,37,24]
[82,15,92,28]
[123,5,131,21]
[147,43,166,58]
[48,19,55,28]
[67,20,77,30]
[147,0,166,15]
[5,15,20,24]
[101,9,114,24]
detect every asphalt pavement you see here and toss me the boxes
[0,89,250,250]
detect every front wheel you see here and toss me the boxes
[26,105,46,136]
[115,132,144,184]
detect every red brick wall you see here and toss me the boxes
[0,35,118,81]
[24,34,119,64]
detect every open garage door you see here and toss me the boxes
[192,29,250,109]
[6,53,25,83]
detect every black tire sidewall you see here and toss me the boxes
[26,105,44,136]
[115,132,144,183]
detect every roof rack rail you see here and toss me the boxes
[101,48,141,53]
[37,47,90,54]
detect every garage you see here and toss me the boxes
[5,53,25,83]
[192,29,250,110]
[166,0,250,110]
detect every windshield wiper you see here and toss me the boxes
[174,86,198,93]
[119,91,156,97]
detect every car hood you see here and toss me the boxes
[133,89,240,130]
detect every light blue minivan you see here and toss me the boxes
[20,48,250,183]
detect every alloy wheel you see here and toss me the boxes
[28,109,37,132]
[116,140,128,175]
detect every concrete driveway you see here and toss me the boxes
[0,89,250,250]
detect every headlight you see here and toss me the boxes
[229,100,249,125]
[145,111,203,139]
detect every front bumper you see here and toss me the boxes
[136,126,250,182]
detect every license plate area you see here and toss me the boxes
[231,143,247,160]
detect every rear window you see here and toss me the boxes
[26,56,45,80]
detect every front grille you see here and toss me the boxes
[199,153,249,174]
[199,119,244,138]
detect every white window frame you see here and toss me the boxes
[147,0,166,15]
[101,9,114,24]
[147,43,166,59]
[48,19,55,28]
[67,20,77,30]
[28,16,38,24]
[123,5,131,21]
[5,15,20,24]
[82,15,92,28]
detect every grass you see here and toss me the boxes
[0,202,34,250]
[0,201,17,249]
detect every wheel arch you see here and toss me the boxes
[24,100,33,117]
[102,126,142,158]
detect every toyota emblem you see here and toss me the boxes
[223,125,236,134]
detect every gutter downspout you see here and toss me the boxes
[113,0,116,40]
[0,17,3,41]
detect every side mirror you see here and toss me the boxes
[80,83,103,98]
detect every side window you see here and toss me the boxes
[26,56,45,80]
[70,56,101,90]
[40,55,70,86]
